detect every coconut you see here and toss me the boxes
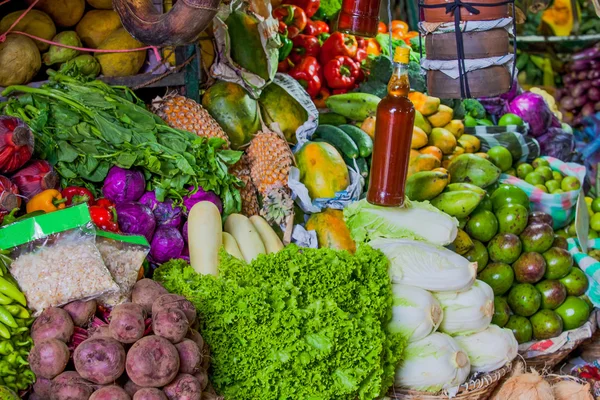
[552,378,593,400]
[492,363,554,400]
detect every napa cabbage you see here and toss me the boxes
[389,284,443,342]
[454,325,518,373]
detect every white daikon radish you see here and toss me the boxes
[250,215,284,254]
[222,232,244,260]
[187,201,222,276]
[224,214,266,263]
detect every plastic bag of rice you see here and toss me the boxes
[0,204,118,315]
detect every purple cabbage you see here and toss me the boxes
[509,93,554,137]
[139,191,183,228]
[500,78,522,101]
[478,79,522,118]
[536,127,576,162]
[115,201,156,243]
[102,167,145,204]
[183,186,223,214]
[149,226,185,264]
[182,221,188,243]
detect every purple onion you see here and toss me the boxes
[102,166,145,204]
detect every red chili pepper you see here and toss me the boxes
[304,20,329,36]
[278,58,293,72]
[354,47,368,63]
[283,0,320,18]
[61,186,95,207]
[320,32,358,65]
[324,55,360,89]
[290,34,320,64]
[90,200,119,232]
[313,87,330,108]
[355,67,366,84]
[273,5,307,38]
[289,56,322,98]
[356,37,367,49]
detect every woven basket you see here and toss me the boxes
[388,363,512,400]
[578,316,600,361]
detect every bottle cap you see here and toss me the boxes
[393,46,410,64]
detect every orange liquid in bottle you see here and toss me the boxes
[367,48,415,207]
[337,0,381,37]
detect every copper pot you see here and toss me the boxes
[427,66,511,98]
[113,0,221,46]
[422,0,508,22]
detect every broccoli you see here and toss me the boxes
[462,98,486,119]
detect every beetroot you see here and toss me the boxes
[201,394,224,400]
[124,379,143,397]
[126,335,180,387]
[194,369,209,391]
[29,338,70,379]
[32,307,74,344]
[88,325,111,339]
[152,294,196,324]
[175,339,202,374]
[133,388,168,400]
[63,299,97,327]
[109,303,146,344]
[51,371,94,400]
[89,386,131,400]
[162,374,202,400]
[185,330,205,351]
[33,376,53,398]
[132,279,168,314]
[73,337,126,384]
[153,308,189,343]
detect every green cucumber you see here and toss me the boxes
[313,125,359,159]
[342,154,369,178]
[338,124,373,158]
[318,112,347,126]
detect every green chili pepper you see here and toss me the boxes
[0,323,10,340]
[3,305,29,319]
[0,293,12,306]
[14,338,32,347]
[312,7,326,21]
[0,341,13,356]
[278,34,293,61]
[5,352,27,367]
[0,277,25,306]
[21,369,35,383]
[0,361,16,376]
[0,306,17,329]
[9,327,27,335]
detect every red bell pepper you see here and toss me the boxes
[90,198,119,232]
[290,34,320,64]
[289,56,322,98]
[278,21,287,34]
[320,32,358,65]
[313,87,330,108]
[61,186,95,207]
[304,20,329,36]
[354,47,368,63]
[356,37,366,49]
[324,55,360,89]
[283,0,320,18]
[317,32,330,46]
[278,58,293,72]
[273,5,307,38]
[332,88,350,95]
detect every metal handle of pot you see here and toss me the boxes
[113,0,221,46]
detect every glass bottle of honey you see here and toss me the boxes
[366,46,415,207]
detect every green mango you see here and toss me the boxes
[448,154,501,188]
[431,190,484,218]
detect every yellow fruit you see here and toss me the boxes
[29,0,85,27]
[452,146,465,156]
[86,0,113,9]
[296,142,350,199]
[410,149,420,160]
[408,92,441,116]
[306,209,356,253]
[458,134,481,153]
[420,146,443,162]
[429,127,457,155]
[427,105,454,128]
[76,10,121,48]
[408,154,441,176]
[406,170,449,201]
[475,152,489,159]
[453,229,474,255]
[411,126,428,149]
[444,120,465,139]
[361,116,376,139]
[433,167,450,181]
[0,10,56,51]
[414,110,432,134]
[95,28,145,77]
[0,35,41,87]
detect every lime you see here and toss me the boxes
[464,115,477,127]
[592,198,600,213]
[551,189,565,195]
[466,210,498,243]
[525,172,545,186]
[536,185,549,193]
[532,158,550,168]
[517,163,534,179]
[545,180,560,193]
[498,113,524,126]
[566,222,577,237]
[591,213,600,231]
[561,176,581,192]
[589,230,598,239]
[552,171,564,182]
[535,166,553,181]
[487,146,513,172]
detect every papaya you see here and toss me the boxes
[427,104,454,128]
[226,10,276,81]
[76,10,121,48]
[429,128,457,155]
[202,81,261,148]
[0,10,56,51]
[414,110,432,134]
[95,28,145,77]
[408,91,440,116]
[296,142,350,199]
[28,0,85,27]
[306,208,356,253]
[259,82,308,144]
[444,120,465,139]
[411,126,428,149]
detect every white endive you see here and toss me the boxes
[434,280,494,336]
[454,325,518,373]
[388,284,443,342]
[369,238,477,292]
[396,332,471,393]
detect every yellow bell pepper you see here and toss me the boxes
[26,189,67,214]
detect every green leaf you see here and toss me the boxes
[56,162,78,178]
[175,156,196,175]
[218,150,244,165]
[50,104,80,127]
[116,153,137,169]
[57,141,79,163]
[86,161,110,182]
[94,113,131,144]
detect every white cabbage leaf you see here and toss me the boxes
[389,283,443,342]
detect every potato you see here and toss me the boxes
[0,9,56,50]
[87,0,114,9]
[28,0,85,27]
[76,10,121,48]
[0,34,41,87]
[95,28,146,77]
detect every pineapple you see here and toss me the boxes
[151,93,230,147]
[230,155,260,217]
[246,129,294,227]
